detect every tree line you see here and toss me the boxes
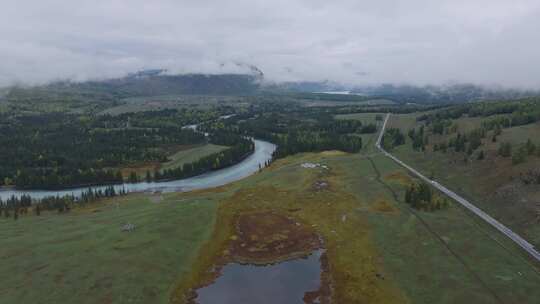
[0,111,218,189]
[0,186,126,220]
[201,111,367,159]
[419,98,540,127]
[498,139,539,165]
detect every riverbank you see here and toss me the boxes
[0,139,275,201]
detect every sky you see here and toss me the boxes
[2,0,540,88]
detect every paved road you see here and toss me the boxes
[376,113,540,262]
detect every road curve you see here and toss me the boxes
[376,113,540,262]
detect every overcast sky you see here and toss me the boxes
[2,0,540,88]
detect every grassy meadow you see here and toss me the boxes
[0,194,218,303]
[387,113,540,249]
[162,144,228,171]
[2,147,540,303]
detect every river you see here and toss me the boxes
[0,139,276,201]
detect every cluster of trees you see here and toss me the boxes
[404,182,449,212]
[40,186,125,214]
[430,127,487,159]
[382,128,405,150]
[209,131,252,146]
[270,132,362,158]
[157,137,254,181]
[482,116,511,131]
[286,92,373,102]
[414,99,540,157]
[0,186,125,220]
[200,111,365,160]
[94,108,230,129]
[78,186,126,204]
[427,124,539,165]
[481,111,540,131]
[359,124,378,134]
[416,99,540,160]
[498,142,513,158]
[417,100,540,165]
[0,107,265,190]
[408,126,428,151]
[318,120,377,134]
[499,139,539,165]
[429,119,452,135]
[419,98,540,124]
[457,129,484,154]
[0,111,210,188]
[0,195,32,220]
[13,168,124,189]
[417,107,469,122]
[334,103,447,116]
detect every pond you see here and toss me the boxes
[195,250,325,304]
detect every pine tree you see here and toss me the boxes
[526,139,536,155]
[128,172,138,183]
[477,150,485,160]
[116,171,124,183]
[498,142,512,157]
[405,187,412,204]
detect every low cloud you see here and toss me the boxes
[2,0,540,88]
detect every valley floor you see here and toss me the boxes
[2,149,540,303]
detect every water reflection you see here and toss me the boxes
[195,250,324,304]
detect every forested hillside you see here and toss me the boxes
[4,72,261,113]
[0,108,253,189]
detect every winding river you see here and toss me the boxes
[0,139,276,201]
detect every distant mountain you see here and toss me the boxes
[260,80,348,93]
[260,81,540,104]
[58,72,262,97]
[5,69,540,109]
[351,84,540,103]
[3,71,263,112]
[0,88,8,102]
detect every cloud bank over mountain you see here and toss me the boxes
[2,0,540,88]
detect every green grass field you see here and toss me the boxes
[387,113,540,249]
[334,112,383,123]
[386,112,421,130]
[162,144,228,170]
[499,122,540,145]
[2,148,540,303]
[0,194,219,304]
[356,154,540,303]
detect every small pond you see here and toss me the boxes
[195,250,324,304]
